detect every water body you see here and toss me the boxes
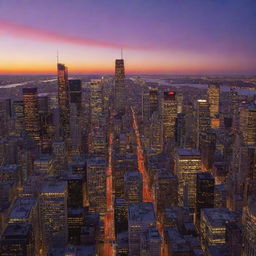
[0,79,57,89]
[143,78,255,96]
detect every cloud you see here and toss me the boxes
[0,18,139,50]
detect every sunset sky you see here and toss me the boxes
[0,0,256,75]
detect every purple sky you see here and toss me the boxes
[0,0,256,74]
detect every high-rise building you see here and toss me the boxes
[243,195,256,256]
[154,169,178,219]
[114,58,126,115]
[162,91,177,140]
[200,208,240,251]
[87,157,106,214]
[22,88,40,143]
[208,85,220,128]
[128,202,156,256]
[226,222,242,256]
[196,99,210,150]
[12,100,24,136]
[124,171,143,204]
[140,227,161,256]
[174,149,202,210]
[39,181,68,254]
[0,223,34,256]
[67,173,85,208]
[69,79,82,113]
[195,172,214,226]
[239,105,256,146]
[149,87,159,117]
[57,63,70,138]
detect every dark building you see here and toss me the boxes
[114,59,126,115]
[0,223,34,256]
[68,208,85,245]
[225,222,242,256]
[67,174,85,208]
[149,88,159,117]
[22,88,40,143]
[195,172,214,227]
[69,79,82,113]
[57,63,70,138]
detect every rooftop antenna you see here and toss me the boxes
[121,48,123,59]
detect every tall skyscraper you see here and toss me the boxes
[22,88,40,143]
[128,202,156,256]
[114,58,126,115]
[162,91,177,140]
[57,63,70,138]
[243,195,256,256]
[154,169,178,218]
[208,84,220,128]
[39,181,68,254]
[174,149,202,210]
[87,157,106,214]
[69,79,82,114]
[239,105,256,146]
[196,99,210,150]
[195,172,214,226]
[124,171,143,204]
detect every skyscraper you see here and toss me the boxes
[196,99,210,150]
[162,91,177,140]
[174,148,202,210]
[114,58,126,115]
[22,88,40,143]
[208,84,220,128]
[39,181,68,254]
[195,172,214,226]
[124,171,143,204]
[239,105,256,146]
[57,63,70,138]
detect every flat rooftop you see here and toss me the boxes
[177,148,201,156]
[128,202,155,223]
[3,223,31,237]
[202,208,240,228]
[9,197,37,220]
[41,181,67,194]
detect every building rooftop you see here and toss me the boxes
[9,197,37,220]
[41,181,67,194]
[3,223,31,237]
[177,148,201,157]
[128,202,155,223]
[165,228,191,253]
[202,208,240,228]
[124,171,142,181]
[47,245,95,256]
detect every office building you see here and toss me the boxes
[22,88,40,143]
[174,149,202,210]
[114,58,126,115]
[87,157,106,214]
[124,171,143,204]
[208,85,220,128]
[0,223,34,256]
[39,181,68,254]
[57,63,70,138]
[162,91,177,139]
[154,169,178,218]
[128,202,156,256]
[239,105,256,146]
[243,196,256,256]
[196,99,210,150]
[195,172,214,226]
